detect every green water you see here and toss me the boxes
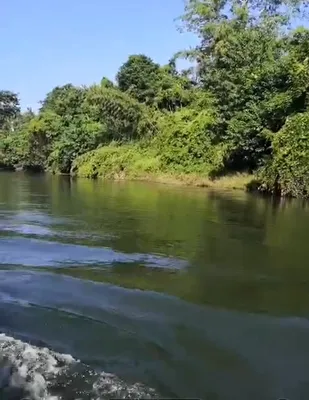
[1,171,309,399]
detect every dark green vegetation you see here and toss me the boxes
[1,0,309,197]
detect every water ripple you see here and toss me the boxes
[0,237,187,270]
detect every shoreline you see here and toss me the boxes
[90,172,255,192]
[1,167,254,193]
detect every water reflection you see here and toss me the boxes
[1,172,309,399]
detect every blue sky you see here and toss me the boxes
[1,0,198,110]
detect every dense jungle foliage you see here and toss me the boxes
[1,0,309,197]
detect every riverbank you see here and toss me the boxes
[0,166,255,193]
[86,171,255,191]
[69,143,255,192]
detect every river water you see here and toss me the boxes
[0,172,309,399]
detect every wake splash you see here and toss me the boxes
[0,334,157,400]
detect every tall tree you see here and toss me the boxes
[100,77,114,88]
[181,0,308,170]
[116,55,161,104]
[40,84,87,119]
[0,91,20,130]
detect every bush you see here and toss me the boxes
[156,108,225,175]
[47,119,108,173]
[258,112,309,197]
[0,132,28,168]
[71,143,161,179]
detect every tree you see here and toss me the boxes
[48,117,108,173]
[258,112,309,197]
[100,77,114,88]
[83,85,148,141]
[22,111,63,169]
[40,84,87,119]
[153,65,196,112]
[180,0,308,171]
[0,91,20,130]
[116,55,160,104]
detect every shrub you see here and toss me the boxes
[71,144,161,179]
[258,112,309,197]
[156,108,224,175]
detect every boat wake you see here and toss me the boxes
[0,334,157,400]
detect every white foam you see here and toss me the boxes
[0,333,157,399]
[0,333,73,399]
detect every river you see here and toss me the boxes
[0,171,309,399]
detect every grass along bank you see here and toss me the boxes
[124,172,255,191]
[71,143,254,191]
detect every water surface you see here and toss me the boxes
[1,172,309,399]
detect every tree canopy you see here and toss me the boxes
[116,55,161,104]
[0,91,20,130]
